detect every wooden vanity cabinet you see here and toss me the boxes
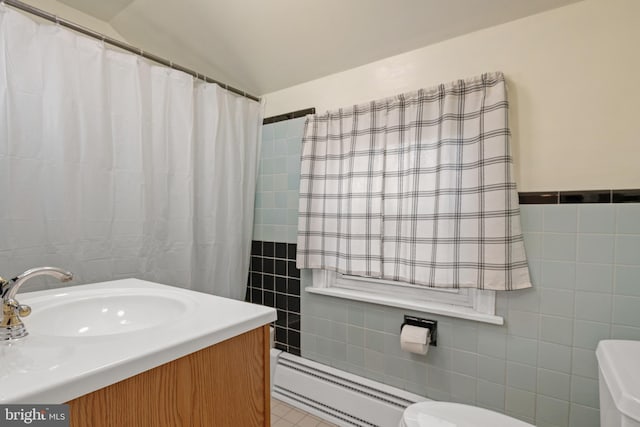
[66,325,271,427]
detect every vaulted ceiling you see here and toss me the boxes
[55,0,583,96]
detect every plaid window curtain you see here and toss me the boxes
[296,72,531,291]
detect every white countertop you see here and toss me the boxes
[0,279,276,403]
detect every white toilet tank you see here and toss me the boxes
[596,340,640,427]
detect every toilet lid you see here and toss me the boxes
[401,402,534,427]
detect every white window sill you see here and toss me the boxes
[306,286,504,325]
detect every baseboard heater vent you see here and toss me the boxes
[272,352,427,427]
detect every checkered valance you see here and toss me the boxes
[296,72,531,290]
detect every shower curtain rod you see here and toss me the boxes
[2,0,261,102]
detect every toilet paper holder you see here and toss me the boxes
[401,315,437,347]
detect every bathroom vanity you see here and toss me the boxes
[0,279,277,427]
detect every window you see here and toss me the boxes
[307,270,503,325]
[298,73,529,325]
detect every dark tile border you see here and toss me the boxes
[519,189,640,204]
[613,189,640,203]
[518,192,559,205]
[263,108,315,125]
[245,240,301,355]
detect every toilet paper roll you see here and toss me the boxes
[400,324,431,355]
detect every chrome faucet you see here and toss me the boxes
[0,267,73,340]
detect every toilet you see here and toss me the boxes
[401,340,640,427]
[596,340,640,427]
[399,401,534,427]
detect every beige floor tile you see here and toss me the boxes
[272,418,295,427]
[296,415,321,427]
[283,408,306,424]
[317,422,338,427]
[272,402,293,417]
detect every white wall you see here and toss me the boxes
[263,0,640,192]
[16,0,126,41]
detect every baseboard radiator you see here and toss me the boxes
[272,352,427,427]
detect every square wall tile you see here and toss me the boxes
[451,322,479,352]
[274,121,288,139]
[572,347,599,379]
[426,346,452,370]
[383,356,406,379]
[346,344,364,366]
[569,403,600,427]
[579,204,616,234]
[537,368,571,400]
[614,265,640,296]
[403,359,428,385]
[541,261,575,289]
[616,235,640,265]
[613,295,640,327]
[505,388,536,419]
[536,395,570,427]
[616,204,640,234]
[364,330,385,353]
[575,291,612,323]
[611,324,640,341]
[570,375,599,408]
[577,234,615,264]
[364,308,386,330]
[573,320,610,350]
[519,205,543,232]
[542,234,577,262]
[287,137,301,156]
[506,336,538,366]
[451,350,478,377]
[575,263,613,293]
[478,355,506,384]
[262,123,275,141]
[523,233,542,260]
[348,304,365,326]
[543,205,577,233]
[450,373,477,404]
[538,341,572,373]
[540,289,574,317]
[540,315,574,346]
[506,310,539,339]
[522,259,539,286]
[507,361,537,392]
[347,325,365,347]
[507,287,540,312]
[476,380,506,411]
[477,326,507,359]
[287,117,306,138]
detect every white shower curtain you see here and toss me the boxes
[0,5,263,300]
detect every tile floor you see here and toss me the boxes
[271,398,339,427]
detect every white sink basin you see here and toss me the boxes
[1,279,276,404]
[25,289,195,337]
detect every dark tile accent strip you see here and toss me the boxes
[263,108,316,125]
[613,189,640,203]
[560,190,611,204]
[518,192,559,205]
[519,189,640,204]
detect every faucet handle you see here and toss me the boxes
[18,304,31,317]
[3,298,31,317]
